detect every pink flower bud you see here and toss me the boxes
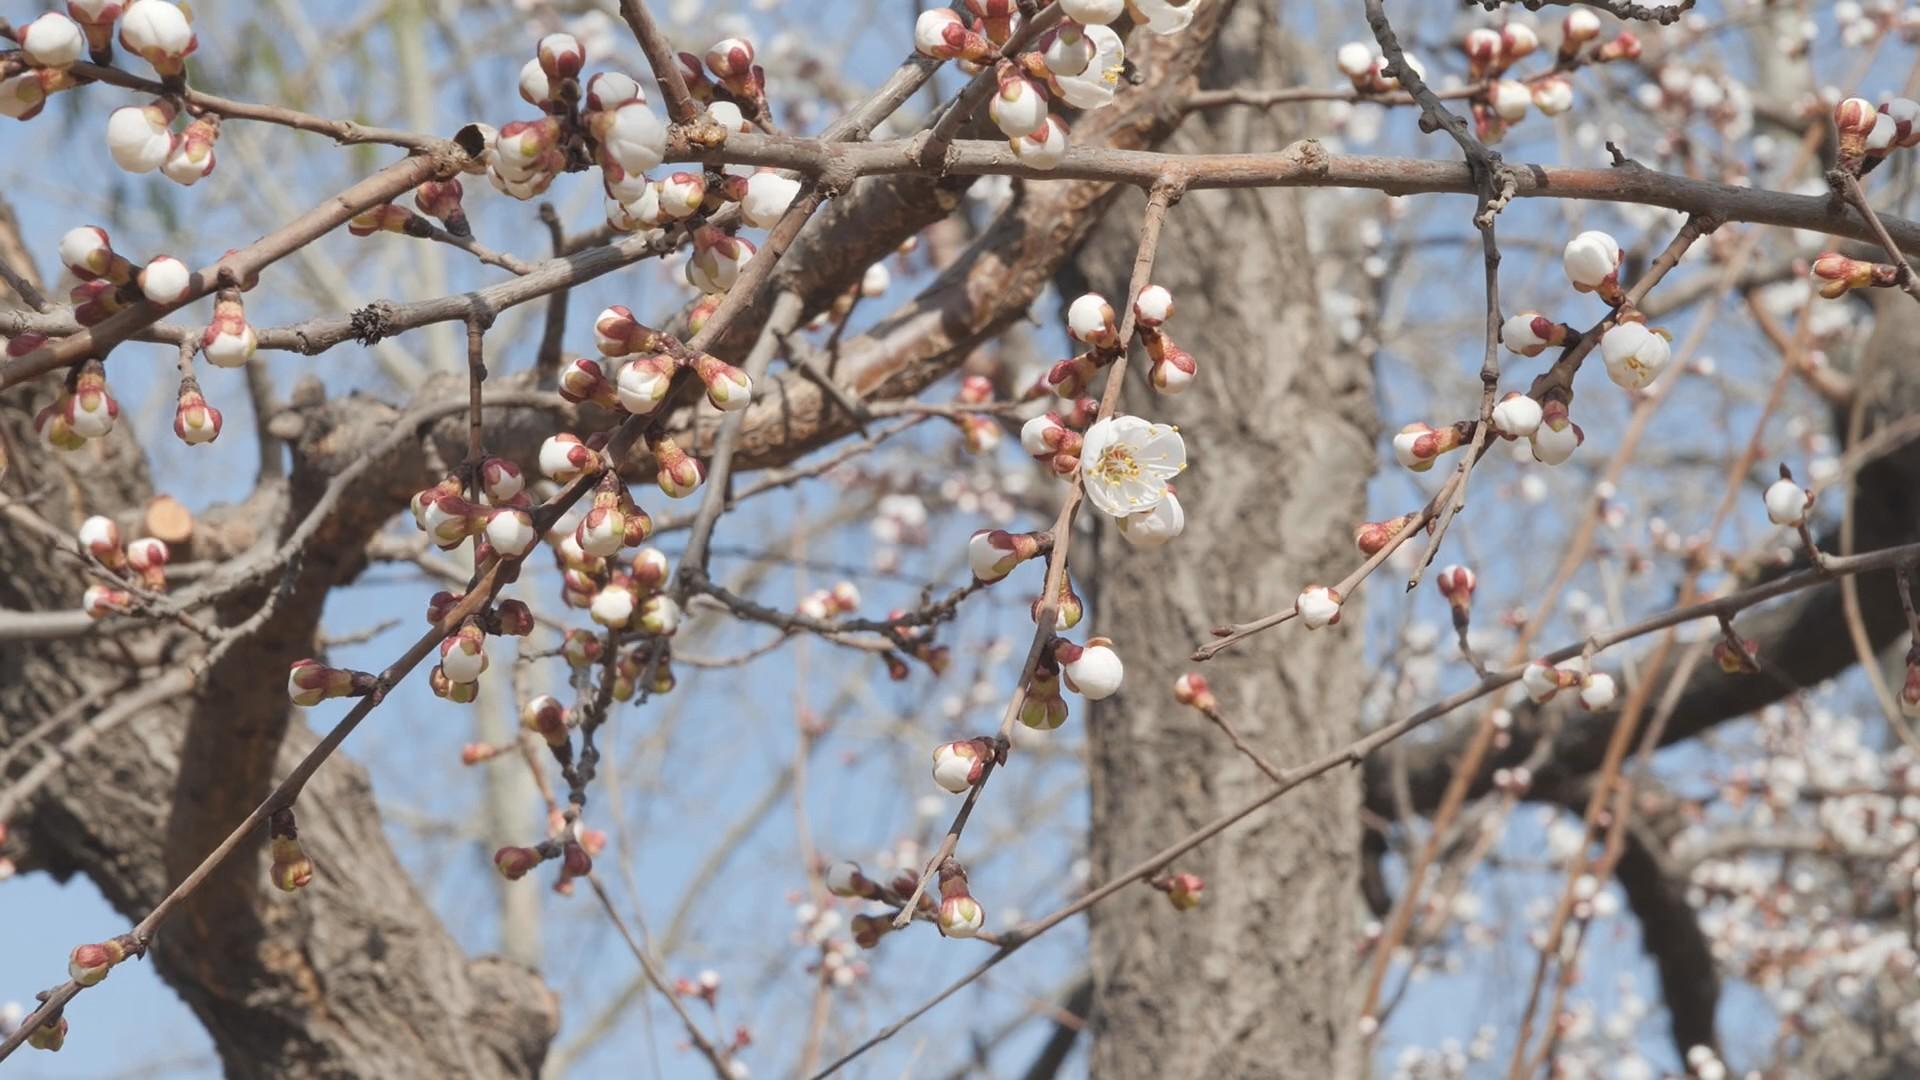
[1134,283,1174,327]
[1142,328,1197,395]
[78,514,124,567]
[1172,672,1216,711]
[82,583,132,618]
[658,171,707,219]
[1436,565,1476,610]
[687,227,756,294]
[562,628,603,668]
[1462,28,1501,76]
[538,32,585,81]
[287,658,359,706]
[485,508,537,557]
[1578,672,1617,711]
[0,71,49,121]
[1561,8,1602,53]
[60,226,128,283]
[269,835,314,891]
[1563,230,1622,296]
[69,941,118,986]
[988,66,1049,139]
[705,36,756,82]
[429,665,479,703]
[1529,401,1583,465]
[26,1015,69,1051]
[125,536,169,590]
[1595,31,1641,63]
[1521,660,1573,703]
[637,594,681,636]
[559,356,621,411]
[348,202,420,237]
[1165,872,1205,911]
[938,892,985,938]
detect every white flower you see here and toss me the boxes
[1011,114,1070,169]
[602,101,666,176]
[1764,477,1808,526]
[1599,321,1670,390]
[860,262,891,297]
[1060,0,1125,25]
[1134,284,1174,327]
[1297,585,1342,629]
[988,73,1049,139]
[1054,23,1125,109]
[1562,230,1621,291]
[1336,43,1374,79]
[1079,415,1186,518]
[21,13,85,69]
[138,255,189,304]
[1061,642,1125,699]
[1491,80,1530,122]
[485,509,537,556]
[741,171,801,228]
[1578,672,1617,710]
[1532,76,1574,116]
[590,585,636,628]
[1130,0,1197,35]
[1490,392,1543,438]
[931,741,981,793]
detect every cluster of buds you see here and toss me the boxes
[101,99,217,183]
[1834,95,1920,175]
[931,735,1002,794]
[596,305,754,414]
[268,807,314,892]
[935,858,986,938]
[67,933,139,988]
[286,657,375,707]
[1810,251,1903,299]
[1046,288,1199,399]
[1,10,85,121]
[34,360,119,451]
[574,473,655,558]
[409,473,536,559]
[1018,396,1098,477]
[1151,871,1206,911]
[1521,660,1617,710]
[796,581,861,622]
[952,374,1003,454]
[678,34,767,117]
[574,545,681,642]
[1334,41,1426,96]
[673,969,723,1007]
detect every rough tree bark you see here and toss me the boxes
[1070,6,1375,1075]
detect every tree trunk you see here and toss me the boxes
[1070,7,1375,1076]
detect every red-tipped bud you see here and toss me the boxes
[1172,672,1216,712]
[494,845,542,881]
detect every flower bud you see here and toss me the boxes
[161,115,217,185]
[1045,353,1101,399]
[106,100,175,172]
[1436,564,1476,612]
[1529,401,1583,466]
[825,860,877,899]
[1297,585,1342,629]
[636,594,681,636]
[1562,230,1622,297]
[60,225,129,283]
[65,366,119,439]
[916,8,988,61]
[1019,677,1070,730]
[173,384,222,445]
[22,13,86,69]
[1055,638,1123,700]
[484,508,537,557]
[687,228,756,294]
[1714,637,1759,674]
[1393,421,1461,472]
[125,536,169,590]
[562,628,603,668]
[1578,672,1617,711]
[968,528,1044,582]
[657,171,707,219]
[1502,312,1566,357]
[438,623,489,683]
[1521,660,1573,703]
[494,845,542,881]
[68,938,130,986]
[630,546,671,592]
[931,739,989,793]
[118,0,197,77]
[429,665,479,703]
[269,835,314,891]
[1531,76,1574,116]
[648,433,704,498]
[989,67,1049,139]
[27,1015,68,1052]
[1561,8,1601,54]
[1336,42,1374,81]
[1490,79,1530,123]
[1134,283,1174,328]
[82,583,132,618]
[597,99,667,177]
[521,694,569,748]
[538,31,585,81]
[1462,27,1501,77]
[78,513,123,567]
[1764,471,1809,527]
[138,254,191,304]
[938,892,985,938]
[202,290,257,367]
[1354,512,1416,556]
[694,353,754,412]
[594,305,663,358]
[1172,672,1216,711]
[0,71,51,121]
[287,658,360,706]
[1117,490,1185,548]
[1061,0,1125,25]
[540,432,595,483]
[1165,872,1204,911]
[850,912,895,948]
[1142,328,1197,395]
[705,36,755,85]
[1599,320,1671,390]
[1490,392,1543,438]
[591,583,637,628]
[1836,96,1880,170]
[739,169,802,229]
[1066,292,1120,350]
[1595,31,1641,62]
[348,202,421,237]
[1011,113,1070,169]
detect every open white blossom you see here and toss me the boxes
[1130,0,1198,35]
[1079,416,1186,518]
[1060,0,1125,25]
[1054,23,1125,110]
